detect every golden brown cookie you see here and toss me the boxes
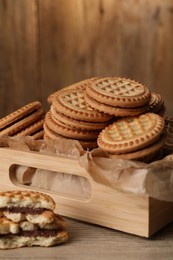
[31,129,44,140]
[84,91,149,117]
[52,78,113,123]
[16,119,44,140]
[85,77,151,108]
[0,229,68,249]
[0,190,55,211]
[97,113,165,154]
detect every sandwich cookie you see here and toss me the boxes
[97,113,165,155]
[85,77,151,116]
[52,78,113,123]
[16,119,44,140]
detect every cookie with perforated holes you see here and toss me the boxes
[0,190,68,249]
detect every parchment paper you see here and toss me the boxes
[0,136,173,202]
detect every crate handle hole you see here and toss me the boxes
[9,164,92,201]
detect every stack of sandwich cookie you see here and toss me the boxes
[85,77,151,117]
[0,101,45,140]
[0,190,68,249]
[97,113,165,163]
[44,78,113,149]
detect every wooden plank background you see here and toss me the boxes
[0,0,173,116]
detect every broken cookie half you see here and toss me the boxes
[0,190,68,249]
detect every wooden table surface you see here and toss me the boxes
[1,218,173,260]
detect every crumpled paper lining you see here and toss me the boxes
[80,148,173,201]
[1,136,173,202]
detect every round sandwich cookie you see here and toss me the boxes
[52,78,113,123]
[97,113,165,154]
[85,77,151,108]
[84,91,149,117]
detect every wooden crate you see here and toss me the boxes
[0,147,173,237]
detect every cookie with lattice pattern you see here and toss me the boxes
[52,78,113,123]
[0,190,55,210]
[84,92,149,117]
[86,77,151,108]
[97,113,165,154]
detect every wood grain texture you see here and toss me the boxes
[0,0,39,116]
[0,0,173,115]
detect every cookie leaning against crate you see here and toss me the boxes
[0,101,45,138]
[0,190,68,249]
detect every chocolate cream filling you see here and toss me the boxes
[0,227,63,238]
[0,207,45,214]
